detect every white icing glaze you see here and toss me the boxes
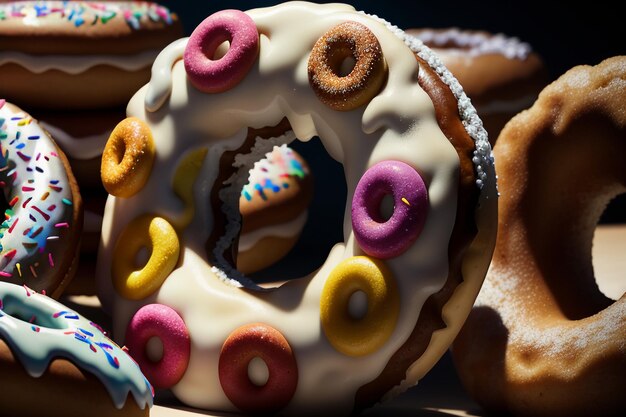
[96,2,496,415]
[0,281,153,409]
[238,211,307,252]
[39,120,109,160]
[0,101,76,278]
[0,49,160,75]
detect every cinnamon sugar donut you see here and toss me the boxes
[96,3,498,415]
[452,56,626,416]
[0,281,153,416]
[0,100,82,298]
[0,1,183,110]
[406,28,548,143]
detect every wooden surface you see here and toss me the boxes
[119,224,625,417]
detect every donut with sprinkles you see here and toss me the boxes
[0,100,82,298]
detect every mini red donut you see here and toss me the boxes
[218,323,298,413]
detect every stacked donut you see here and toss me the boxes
[0,1,184,293]
[405,28,548,143]
[96,3,498,416]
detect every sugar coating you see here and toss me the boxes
[411,28,532,60]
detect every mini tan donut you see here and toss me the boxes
[452,55,626,417]
[101,117,156,198]
[0,1,183,110]
[0,100,83,299]
[308,21,388,111]
[237,144,313,275]
[405,28,548,143]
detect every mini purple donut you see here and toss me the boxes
[183,9,259,93]
[352,160,428,259]
[125,303,190,389]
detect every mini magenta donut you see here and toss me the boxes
[125,303,190,389]
[308,21,387,111]
[351,160,428,259]
[0,281,153,416]
[97,3,498,415]
[218,323,298,413]
[0,100,82,298]
[183,9,259,93]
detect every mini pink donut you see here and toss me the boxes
[183,9,259,93]
[125,303,190,389]
[352,160,428,259]
[218,323,298,413]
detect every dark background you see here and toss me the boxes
[157,1,625,276]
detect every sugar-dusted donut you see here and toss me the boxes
[0,0,183,110]
[0,281,153,416]
[96,2,498,415]
[0,100,82,298]
[237,144,313,274]
[405,28,548,142]
[452,56,626,416]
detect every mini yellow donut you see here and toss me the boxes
[101,117,156,198]
[320,256,399,357]
[112,215,180,300]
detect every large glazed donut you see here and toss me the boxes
[452,56,626,416]
[97,3,498,415]
[0,281,153,416]
[0,100,82,298]
[405,28,548,143]
[0,0,183,110]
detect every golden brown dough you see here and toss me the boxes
[452,55,626,417]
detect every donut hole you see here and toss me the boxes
[328,43,357,78]
[367,187,395,224]
[378,194,395,222]
[202,33,233,62]
[0,294,67,329]
[593,193,626,300]
[348,290,368,320]
[247,356,270,387]
[113,137,126,165]
[134,246,152,269]
[145,336,164,363]
[213,40,230,60]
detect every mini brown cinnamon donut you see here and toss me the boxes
[405,28,548,143]
[452,55,626,416]
[0,0,183,110]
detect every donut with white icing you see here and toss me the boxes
[0,281,153,416]
[237,144,313,275]
[452,56,626,417]
[405,28,548,143]
[96,3,498,415]
[0,0,183,110]
[0,100,82,298]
